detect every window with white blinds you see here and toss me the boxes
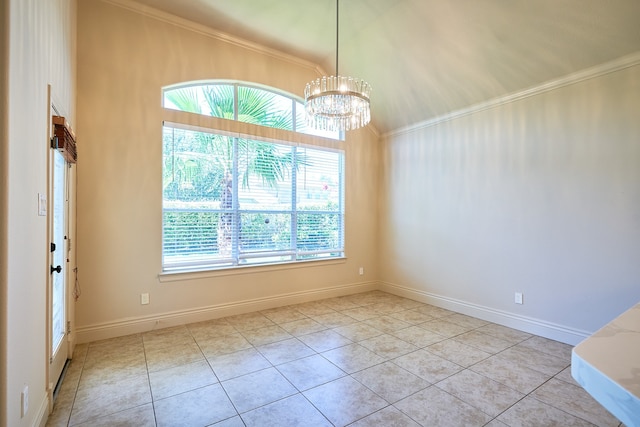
[162,82,344,271]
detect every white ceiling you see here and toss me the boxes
[132,0,640,134]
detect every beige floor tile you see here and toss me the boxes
[453,330,514,354]
[497,345,569,376]
[303,376,388,426]
[311,311,358,328]
[69,342,89,361]
[341,306,382,321]
[322,297,361,311]
[82,343,145,373]
[78,349,147,389]
[280,318,327,336]
[354,290,395,305]
[257,337,315,365]
[484,419,510,427]
[475,323,532,344]
[446,313,490,329]
[71,403,156,427]
[69,374,151,425]
[359,333,418,359]
[427,338,492,367]
[154,383,237,427]
[142,332,195,353]
[436,369,524,416]
[395,386,492,427]
[470,354,551,394]
[352,361,429,403]
[497,395,596,426]
[392,325,446,348]
[197,332,253,357]
[210,416,246,427]
[221,367,298,413]
[240,324,292,346]
[332,322,384,342]
[142,325,192,349]
[187,319,237,341]
[321,343,385,373]
[297,329,353,352]
[394,298,427,310]
[413,304,456,318]
[349,406,421,427]
[49,291,594,427]
[292,301,336,316]
[554,365,580,386]
[532,378,620,426]
[517,335,573,360]
[389,309,435,325]
[420,318,473,337]
[148,359,217,400]
[241,394,332,427]
[144,339,204,372]
[207,347,272,381]
[260,306,308,324]
[85,334,143,353]
[394,349,462,383]
[225,311,275,331]
[363,315,412,333]
[277,354,345,391]
[368,302,406,314]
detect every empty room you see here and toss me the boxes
[2,0,639,426]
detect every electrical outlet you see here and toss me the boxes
[515,292,523,305]
[21,385,28,418]
[359,267,364,275]
[141,293,150,305]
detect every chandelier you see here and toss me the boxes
[304,0,371,132]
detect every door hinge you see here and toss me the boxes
[49,357,53,364]
[67,321,71,334]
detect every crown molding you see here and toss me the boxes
[383,51,640,139]
[101,0,324,74]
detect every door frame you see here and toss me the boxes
[46,85,76,409]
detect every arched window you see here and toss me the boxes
[161,82,344,272]
[163,82,341,139]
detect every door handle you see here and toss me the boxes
[50,265,62,274]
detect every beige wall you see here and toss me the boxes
[75,0,379,341]
[4,0,76,425]
[380,63,640,344]
[1,0,9,422]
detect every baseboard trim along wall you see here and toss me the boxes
[75,281,378,343]
[379,281,591,346]
[34,393,49,427]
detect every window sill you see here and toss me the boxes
[158,257,347,283]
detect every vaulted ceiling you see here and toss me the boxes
[131,0,640,134]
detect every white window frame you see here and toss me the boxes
[161,81,345,273]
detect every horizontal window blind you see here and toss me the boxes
[162,125,344,271]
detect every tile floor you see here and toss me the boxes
[46,291,622,427]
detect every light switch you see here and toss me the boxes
[38,193,47,216]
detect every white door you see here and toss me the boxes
[49,146,69,388]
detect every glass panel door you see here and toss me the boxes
[50,148,68,387]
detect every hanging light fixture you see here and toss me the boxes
[304,0,371,132]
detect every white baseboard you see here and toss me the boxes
[34,393,49,427]
[380,281,590,346]
[76,281,377,343]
